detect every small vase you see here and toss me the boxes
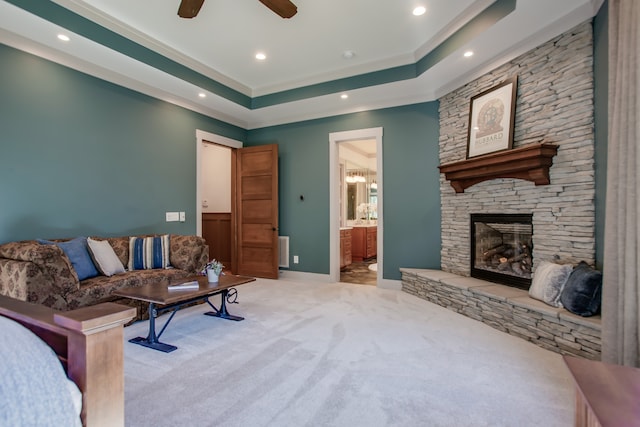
[206,269,219,283]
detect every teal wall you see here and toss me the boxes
[247,103,441,280]
[1,6,608,278]
[593,1,608,270]
[0,44,246,243]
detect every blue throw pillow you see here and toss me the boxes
[560,261,602,317]
[128,235,170,270]
[37,237,99,281]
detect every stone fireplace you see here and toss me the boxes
[470,213,532,290]
[438,21,596,274]
[400,21,601,360]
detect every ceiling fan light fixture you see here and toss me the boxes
[258,0,297,19]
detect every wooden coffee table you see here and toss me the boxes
[113,274,255,353]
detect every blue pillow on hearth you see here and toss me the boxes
[37,237,99,281]
[560,261,602,317]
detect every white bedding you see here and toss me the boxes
[0,316,82,427]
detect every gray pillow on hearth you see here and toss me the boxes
[560,261,602,317]
[529,261,573,307]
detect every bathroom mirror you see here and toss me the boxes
[345,167,377,222]
[339,139,378,227]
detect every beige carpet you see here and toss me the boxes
[123,277,574,426]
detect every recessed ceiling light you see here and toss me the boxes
[198,92,206,98]
[340,94,348,100]
[342,50,355,59]
[255,52,266,60]
[464,51,474,57]
[57,34,70,42]
[413,6,426,16]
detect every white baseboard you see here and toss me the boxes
[378,279,402,290]
[278,270,331,283]
[278,269,402,290]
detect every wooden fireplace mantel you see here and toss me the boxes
[438,142,558,193]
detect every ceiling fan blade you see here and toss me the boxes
[178,0,205,18]
[259,0,297,19]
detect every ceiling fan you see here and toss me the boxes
[178,0,297,19]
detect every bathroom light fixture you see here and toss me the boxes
[57,34,70,42]
[346,170,368,184]
[413,6,426,16]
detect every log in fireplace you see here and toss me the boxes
[470,213,533,290]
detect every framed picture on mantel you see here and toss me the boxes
[466,76,518,158]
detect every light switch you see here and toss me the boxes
[166,212,179,222]
[179,212,186,222]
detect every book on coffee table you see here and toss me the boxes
[168,280,200,290]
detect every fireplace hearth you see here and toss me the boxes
[470,213,533,290]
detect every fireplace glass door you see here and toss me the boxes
[470,213,533,290]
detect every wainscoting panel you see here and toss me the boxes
[202,212,231,267]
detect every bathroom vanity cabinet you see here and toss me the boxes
[340,228,352,270]
[351,225,377,261]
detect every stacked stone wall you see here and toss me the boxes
[401,269,601,359]
[438,21,596,276]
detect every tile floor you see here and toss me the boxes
[340,259,377,285]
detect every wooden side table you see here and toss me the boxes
[563,355,640,426]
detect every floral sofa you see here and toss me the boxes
[0,234,208,321]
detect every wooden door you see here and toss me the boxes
[234,144,279,278]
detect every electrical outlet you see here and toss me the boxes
[179,212,185,222]
[293,255,299,264]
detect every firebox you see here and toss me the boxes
[470,213,533,290]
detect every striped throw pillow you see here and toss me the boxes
[128,235,170,270]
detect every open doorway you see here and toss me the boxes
[195,130,242,272]
[200,142,232,268]
[329,127,383,286]
[196,130,280,279]
[195,130,242,237]
[339,140,378,285]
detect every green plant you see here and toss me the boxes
[202,259,224,276]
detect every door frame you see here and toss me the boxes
[329,127,383,285]
[195,129,243,237]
